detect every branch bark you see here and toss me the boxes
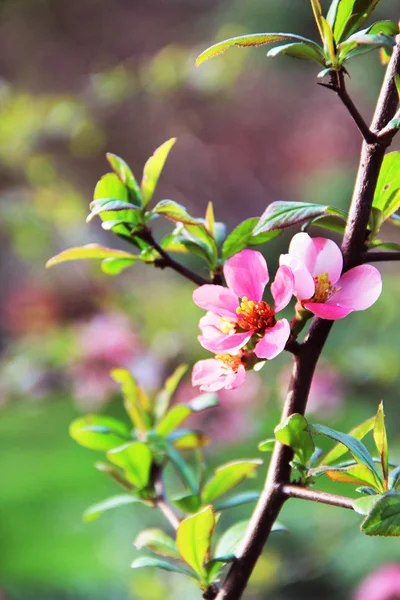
[281,484,354,510]
[215,38,400,600]
[362,250,400,263]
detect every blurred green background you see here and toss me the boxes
[1,0,400,598]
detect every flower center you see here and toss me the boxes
[306,272,339,303]
[215,353,244,373]
[235,297,276,333]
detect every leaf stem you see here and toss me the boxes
[152,464,181,530]
[138,228,211,286]
[214,36,400,600]
[281,484,354,510]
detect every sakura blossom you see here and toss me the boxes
[353,563,400,600]
[192,353,246,392]
[280,232,382,320]
[193,249,294,361]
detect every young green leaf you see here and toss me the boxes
[196,33,323,67]
[134,528,180,559]
[321,16,337,65]
[372,152,400,220]
[94,172,129,202]
[222,218,280,261]
[83,494,140,522]
[101,257,141,275]
[267,42,325,64]
[131,556,198,579]
[253,201,347,235]
[339,32,396,62]
[69,415,131,451]
[156,393,218,437]
[258,439,276,452]
[352,493,382,516]
[166,443,198,494]
[324,463,383,491]
[322,416,375,465]
[274,414,315,465]
[46,244,139,269]
[213,491,260,511]
[361,491,400,536]
[154,365,188,418]
[107,153,142,206]
[310,0,325,43]
[215,519,286,560]
[172,493,201,514]
[395,73,400,100]
[329,0,381,44]
[95,462,134,491]
[107,442,152,489]
[141,138,176,207]
[205,202,216,237]
[389,467,400,490]
[152,200,200,225]
[169,429,210,450]
[176,506,215,577]
[308,423,381,481]
[201,460,262,505]
[374,402,389,488]
[111,368,152,432]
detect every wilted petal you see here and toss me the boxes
[312,237,343,284]
[288,232,317,273]
[280,254,315,300]
[303,302,353,320]
[193,285,239,319]
[331,265,382,311]
[271,265,294,313]
[199,331,252,355]
[254,319,290,359]
[224,249,269,302]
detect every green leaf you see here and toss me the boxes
[322,416,375,465]
[152,200,200,225]
[374,401,389,487]
[389,467,400,490]
[353,493,382,515]
[324,463,383,490]
[172,494,201,514]
[215,519,286,559]
[95,462,134,491]
[173,223,218,268]
[141,139,176,207]
[339,31,396,62]
[87,198,140,223]
[107,153,142,206]
[368,241,400,251]
[222,218,280,261]
[372,152,400,220]
[308,423,381,482]
[107,442,152,489]
[93,173,128,202]
[201,460,262,504]
[301,213,347,234]
[169,429,210,450]
[166,443,198,494]
[176,506,215,577]
[134,528,180,559]
[101,257,141,275]
[329,0,381,44]
[310,0,325,42]
[155,364,188,420]
[267,42,325,64]
[388,118,400,130]
[258,439,276,452]
[213,491,260,511]
[274,414,315,465]
[131,557,198,579]
[46,244,139,269]
[83,494,140,522]
[356,486,379,495]
[69,415,131,451]
[196,33,323,67]
[156,393,218,437]
[368,207,384,240]
[361,491,400,536]
[321,16,337,64]
[110,368,152,432]
[395,73,400,100]
[205,202,216,237]
[253,201,347,235]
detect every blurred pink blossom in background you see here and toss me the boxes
[353,564,400,600]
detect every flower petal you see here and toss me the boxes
[302,302,353,320]
[280,254,315,300]
[271,265,294,313]
[192,359,227,392]
[199,331,252,355]
[224,364,246,390]
[288,232,316,273]
[224,249,269,302]
[330,264,382,311]
[312,237,343,284]
[193,285,239,319]
[199,312,234,339]
[254,319,290,360]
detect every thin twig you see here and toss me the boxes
[362,251,400,263]
[281,484,354,510]
[138,228,211,286]
[215,36,400,600]
[152,464,181,530]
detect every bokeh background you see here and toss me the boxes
[1,0,400,598]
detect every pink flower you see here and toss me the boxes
[353,563,400,600]
[279,232,382,320]
[193,249,294,360]
[192,354,246,392]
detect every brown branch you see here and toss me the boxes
[281,484,354,510]
[138,228,211,287]
[214,36,400,600]
[362,250,400,263]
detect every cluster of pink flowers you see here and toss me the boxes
[192,232,382,392]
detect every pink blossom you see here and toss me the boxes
[192,354,246,392]
[193,249,294,360]
[279,232,382,320]
[353,563,400,600]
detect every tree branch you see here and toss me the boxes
[281,484,354,510]
[215,36,400,600]
[138,228,211,286]
[362,250,400,263]
[152,464,181,531]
